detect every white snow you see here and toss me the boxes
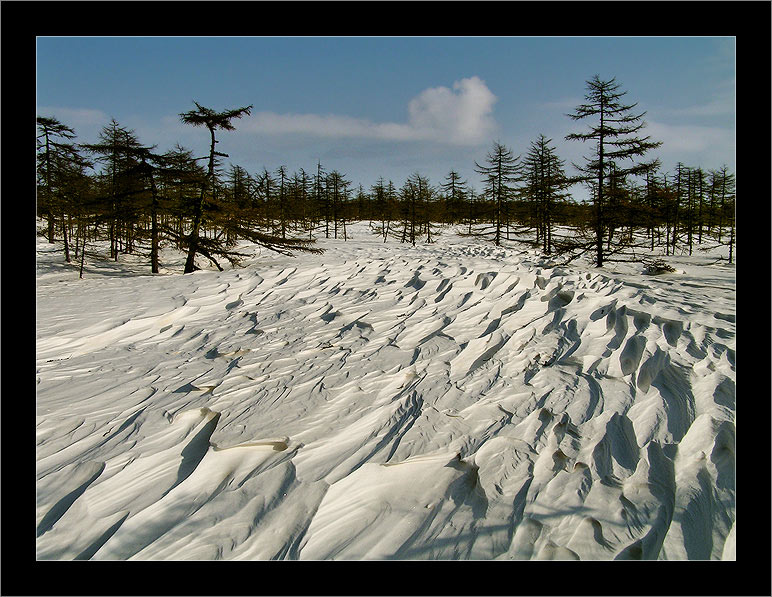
[36,222,735,560]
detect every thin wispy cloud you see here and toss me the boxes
[655,90,734,120]
[242,76,498,146]
[646,120,735,164]
[539,97,583,112]
[664,101,734,118]
[36,106,109,136]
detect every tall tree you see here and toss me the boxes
[129,146,191,273]
[474,141,520,246]
[520,134,570,254]
[370,177,390,241]
[81,120,146,260]
[274,165,289,240]
[669,162,689,255]
[312,161,331,238]
[257,168,275,231]
[37,116,76,244]
[566,75,661,266]
[178,101,253,273]
[37,116,93,262]
[325,170,350,240]
[440,170,468,224]
[158,144,207,251]
[694,167,706,246]
[714,165,736,262]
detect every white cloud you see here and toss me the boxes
[668,100,734,119]
[407,76,498,144]
[647,120,734,154]
[36,106,108,126]
[242,76,498,146]
[245,112,416,141]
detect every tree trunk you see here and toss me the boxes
[147,165,160,274]
[728,217,734,264]
[185,127,216,274]
[62,213,71,262]
[596,111,605,267]
[79,222,87,279]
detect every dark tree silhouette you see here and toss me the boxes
[440,170,468,225]
[178,102,253,272]
[37,116,93,262]
[474,141,520,246]
[566,75,661,266]
[81,120,148,260]
[520,134,570,254]
[37,116,76,244]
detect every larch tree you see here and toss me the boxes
[474,141,520,246]
[81,120,146,261]
[179,102,321,270]
[178,102,253,273]
[274,165,289,240]
[313,161,331,238]
[714,165,736,262]
[440,170,468,225]
[37,116,93,263]
[37,116,76,244]
[370,177,390,241]
[565,75,661,266]
[520,134,570,254]
[326,170,350,240]
[131,146,179,274]
[669,162,689,255]
[158,144,207,251]
[409,172,438,244]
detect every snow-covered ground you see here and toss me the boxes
[36,222,735,560]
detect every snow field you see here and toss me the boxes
[36,223,735,560]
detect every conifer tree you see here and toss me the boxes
[325,170,350,240]
[275,165,289,240]
[81,120,147,260]
[158,144,207,251]
[669,162,689,255]
[411,172,438,244]
[440,170,468,224]
[178,102,253,272]
[474,141,520,246]
[566,75,661,266]
[714,165,736,262]
[370,177,390,241]
[37,116,77,244]
[521,134,570,254]
[37,116,93,262]
[179,102,321,270]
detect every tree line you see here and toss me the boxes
[37,76,736,277]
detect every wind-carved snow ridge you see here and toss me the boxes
[36,223,735,560]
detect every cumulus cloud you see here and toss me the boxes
[406,76,498,143]
[242,76,498,146]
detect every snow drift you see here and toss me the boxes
[36,223,735,560]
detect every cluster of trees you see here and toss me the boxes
[37,77,736,277]
[563,75,736,266]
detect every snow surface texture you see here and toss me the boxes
[36,223,735,560]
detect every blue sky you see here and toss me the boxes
[37,36,735,198]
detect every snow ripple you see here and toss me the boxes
[36,224,735,560]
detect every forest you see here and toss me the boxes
[36,77,736,277]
